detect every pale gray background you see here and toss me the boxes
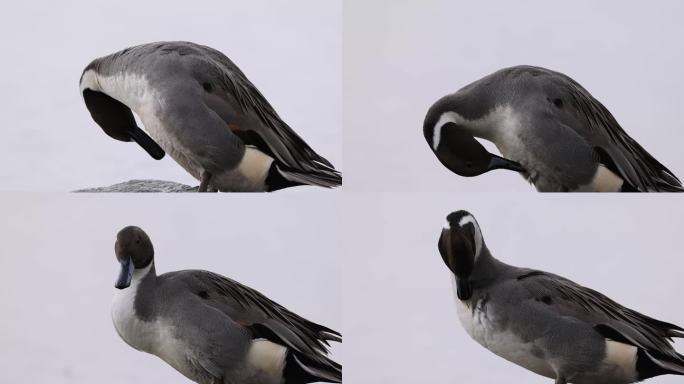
[344,0,684,192]
[0,193,341,383]
[344,194,684,383]
[0,0,341,191]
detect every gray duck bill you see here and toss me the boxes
[115,257,134,289]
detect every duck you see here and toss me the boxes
[424,66,682,192]
[437,210,684,383]
[80,41,341,192]
[111,226,341,383]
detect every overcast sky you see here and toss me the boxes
[0,193,342,383]
[0,0,341,191]
[344,0,684,192]
[343,193,684,383]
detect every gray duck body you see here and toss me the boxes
[81,41,341,192]
[460,258,637,383]
[424,66,682,192]
[111,226,341,384]
[439,211,684,383]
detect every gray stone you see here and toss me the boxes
[75,180,198,193]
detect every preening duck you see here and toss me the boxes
[81,41,341,192]
[424,66,682,192]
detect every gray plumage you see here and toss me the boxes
[112,226,341,384]
[438,210,684,383]
[80,41,341,192]
[424,66,682,192]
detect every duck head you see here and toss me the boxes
[423,93,526,177]
[114,226,154,289]
[438,210,485,300]
[80,64,165,160]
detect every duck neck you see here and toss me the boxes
[132,261,156,286]
[470,246,513,287]
[131,262,158,320]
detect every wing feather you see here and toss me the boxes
[518,270,684,362]
[547,68,683,191]
[177,270,340,365]
[190,43,341,185]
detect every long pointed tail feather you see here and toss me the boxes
[266,163,342,191]
[283,350,342,384]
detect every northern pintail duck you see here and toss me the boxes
[81,41,341,192]
[437,210,684,383]
[112,226,341,383]
[424,66,682,192]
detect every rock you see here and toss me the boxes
[75,179,198,193]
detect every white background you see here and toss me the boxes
[343,193,684,383]
[344,0,684,192]
[2,1,684,383]
[0,193,342,383]
[0,0,341,191]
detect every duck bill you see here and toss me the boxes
[128,126,166,160]
[115,257,134,289]
[487,154,526,174]
[456,278,472,300]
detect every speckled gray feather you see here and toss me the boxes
[466,259,608,376]
[130,265,341,383]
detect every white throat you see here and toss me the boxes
[80,69,162,119]
[111,262,155,351]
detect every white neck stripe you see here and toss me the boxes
[432,112,466,151]
[431,105,518,151]
[458,215,483,259]
[129,262,154,288]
